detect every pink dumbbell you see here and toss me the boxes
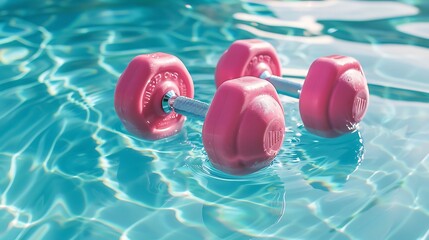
[114,53,285,175]
[215,39,369,138]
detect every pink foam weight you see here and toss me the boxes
[114,53,194,140]
[215,39,281,88]
[202,77,285,175]
[299,55,369,137]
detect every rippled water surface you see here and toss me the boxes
[1,0,429,239]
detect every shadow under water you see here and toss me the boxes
[295,130,364,192]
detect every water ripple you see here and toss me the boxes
[0,0,429,239]
[244,0,419,21]
[397,22,429,39]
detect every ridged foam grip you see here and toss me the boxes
[215,39,281,88]
[202,77,285,175]
[114,53,194,140]
[299,55,369,137]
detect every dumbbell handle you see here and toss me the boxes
[162,90,209,119]
[260,71,303,99]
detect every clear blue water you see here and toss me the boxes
[1,0,429,239]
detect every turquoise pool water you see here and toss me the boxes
[1,0,429,239]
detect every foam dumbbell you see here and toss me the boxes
[215,39,369,138]
[114,53,285,175]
